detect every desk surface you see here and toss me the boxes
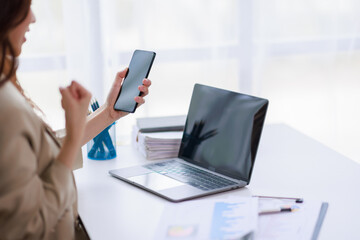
[74,124,360,240]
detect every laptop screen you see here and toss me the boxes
[178,84,268,183]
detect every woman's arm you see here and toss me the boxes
[0,82,90,238]
[0,81,90,239]
[81,68,151,146]
[0,117,78,239]
[58,81,91,169]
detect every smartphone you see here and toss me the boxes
[114,50,156,112]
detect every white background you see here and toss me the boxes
[18,0,360,163]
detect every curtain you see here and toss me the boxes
[18,0,360,161]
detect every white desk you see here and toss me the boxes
[74,124,360,240]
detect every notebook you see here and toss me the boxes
[109,84,269,202]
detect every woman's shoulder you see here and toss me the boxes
[0,81,31,110]
[0,82,41,133]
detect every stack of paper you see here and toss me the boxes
[136,131,183,160]
[132,115,186,160]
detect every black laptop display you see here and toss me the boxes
[179,84,268,184]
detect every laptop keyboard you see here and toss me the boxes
[144,160,237,191]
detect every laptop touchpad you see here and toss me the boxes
[128,172,185,191]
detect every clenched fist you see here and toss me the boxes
[59,81,92,143]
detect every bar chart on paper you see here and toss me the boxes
[154,198,258,240]
[210,201,256,239]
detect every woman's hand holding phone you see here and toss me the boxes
[104,68,152,122]
[113,50,155,113]
[78,67,151,147]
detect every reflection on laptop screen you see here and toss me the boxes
[179,84,268,183]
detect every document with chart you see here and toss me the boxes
[154,197,258,240]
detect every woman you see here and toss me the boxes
[0,1,151,239]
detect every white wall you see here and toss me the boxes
[18,0,360,163]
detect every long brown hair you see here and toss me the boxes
[0,0,31,87]
[0,0,48,122]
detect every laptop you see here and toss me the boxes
[109,84,269,202]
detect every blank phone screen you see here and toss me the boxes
[114,50,155,112]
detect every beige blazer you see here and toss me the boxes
[0,82,84,239]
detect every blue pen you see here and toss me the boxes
[94,100,100,109]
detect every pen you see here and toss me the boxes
[253,195,304,203]
[94,99,100,109]
[259,207,293,215]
